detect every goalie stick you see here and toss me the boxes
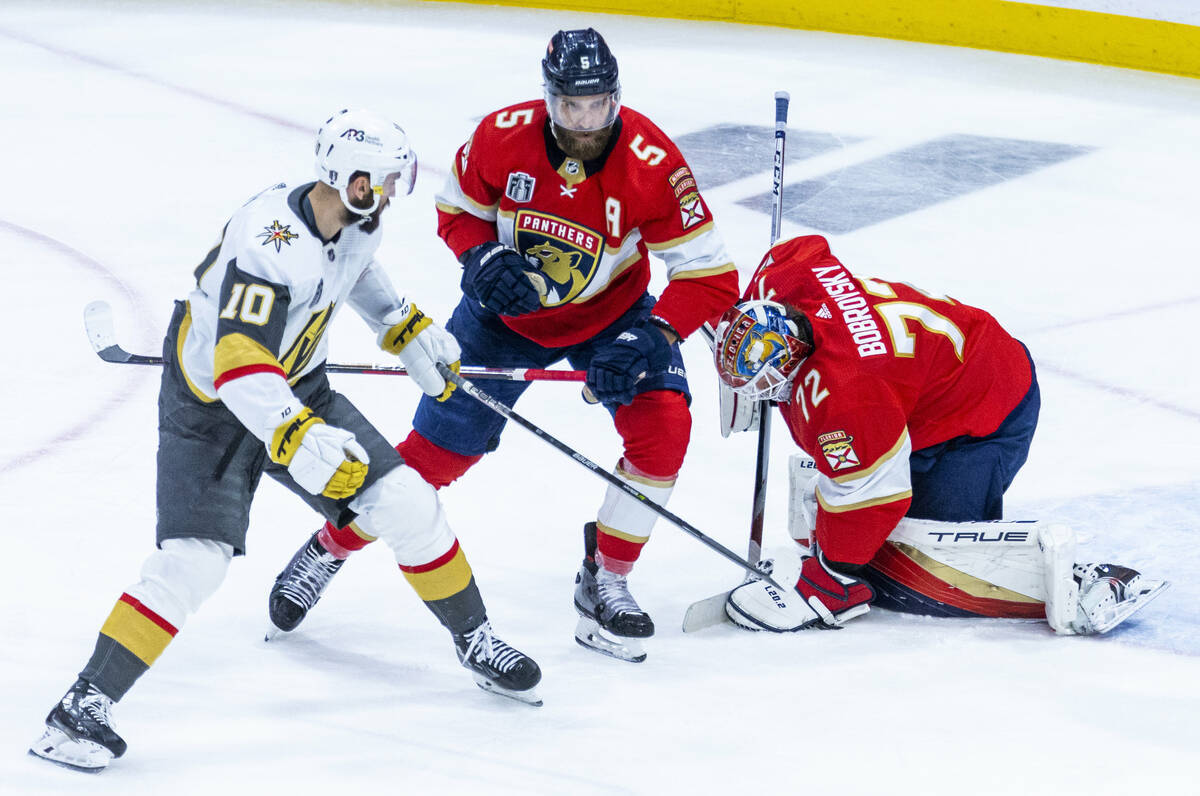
[437,363,790,591]
[683,91,790,633]
[83,301,585,383]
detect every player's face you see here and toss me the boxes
[552,124,613,161]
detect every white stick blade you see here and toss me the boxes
[83,300,117,354]
[681,590,734,633]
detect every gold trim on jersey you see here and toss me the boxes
[816,487,912,513]
[644,221,717,250]
[176,303,217,404]
[557,158,588,188]
[890,542,1042,603]
[278,304,334,380]
[435,201,467,215]
[596,521,652,544]
[568,250,642,304]
[831,428,910,484]
[214,333,284,383]
[667,261,737,281]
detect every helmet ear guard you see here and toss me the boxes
[714,300,813,401]
[314,108,417,217]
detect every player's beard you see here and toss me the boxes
[552,124,612,161]
[343,192,387,234]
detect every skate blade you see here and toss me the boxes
[574,616,646,663]
[682,590,734,633]
[470,673,543,707]
[29,727,111,773]
[1091,580,1170,634]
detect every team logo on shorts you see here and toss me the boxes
[817,430,860,471]
[505,172,536,203]
[514,210,603,307]
[257,220,299,252]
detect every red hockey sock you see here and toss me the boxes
[396,429,482,489]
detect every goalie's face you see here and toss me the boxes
[714,301,812,401]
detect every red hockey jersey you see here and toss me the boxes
[435,100,738,347]
[748,236,1033,564]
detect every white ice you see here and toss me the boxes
[1,1,1198,793]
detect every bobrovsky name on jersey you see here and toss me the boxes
[812,265,887,358]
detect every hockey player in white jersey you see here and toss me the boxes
[29,109,541,774]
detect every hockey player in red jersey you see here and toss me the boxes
[713,235,1166,635]
[268,29,738,662]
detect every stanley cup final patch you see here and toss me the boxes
[505,172,536,203]
[817,430,860,471]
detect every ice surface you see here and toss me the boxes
[1,1,1197,793]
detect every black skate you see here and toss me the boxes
[574,556,654,663]
[454,620,542,706]
[267,530,345,637]
[1072,562,1169,634]
[29,679,126,773]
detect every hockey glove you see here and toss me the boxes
[379,302,461,401]
[586,322,673,406]
[270,407,369,499]
[460,241,546,316]
[725,548,874,632]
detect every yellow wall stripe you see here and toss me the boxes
[421,0,1200,79]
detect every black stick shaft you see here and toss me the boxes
[440,365,788,590]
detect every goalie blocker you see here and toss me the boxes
[728,455,1168,636]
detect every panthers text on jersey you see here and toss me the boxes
[177,182,406,443]
[435,100,738,347]
[748,235,1033,564]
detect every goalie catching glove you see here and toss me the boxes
[726,546,875,632]
[270,407,369,499]
[378,302,461,401]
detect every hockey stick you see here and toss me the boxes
[682,91,790,633]
[83,301,584,382]
[437,363,789,591]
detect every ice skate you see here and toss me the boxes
[1071,562,1169,634]
[29,679,126,773]
[267,529,345,638]
[574,557,654,663]
[454,620,542,706]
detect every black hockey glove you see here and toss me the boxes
[460,241,544,316]
[586,322,674,406]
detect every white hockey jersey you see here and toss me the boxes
[174,181,405,443]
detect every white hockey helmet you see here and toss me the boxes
[714,300,813,401]
[314,108,417,217]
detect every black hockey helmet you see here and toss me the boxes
[542,28,619,97]
[542,29,621,132]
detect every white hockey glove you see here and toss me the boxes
[718,379,761,437]
[269,407,369,499]
[378,302,462,401]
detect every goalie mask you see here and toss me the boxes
[314,108,417,218]
[714,300,813,402]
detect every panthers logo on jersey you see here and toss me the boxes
[514,210,602,307]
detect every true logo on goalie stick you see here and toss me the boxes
[505,172,536,203]
[257,220,299,252]
[818,430,860,471]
